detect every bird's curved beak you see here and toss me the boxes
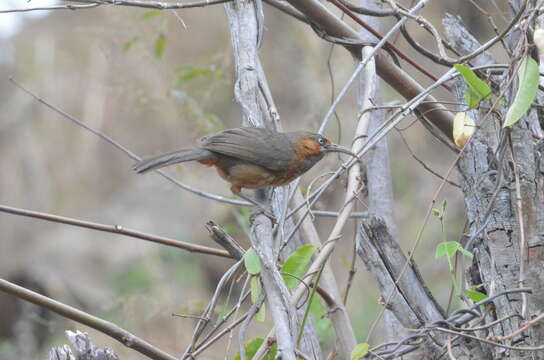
[324,144,359,159]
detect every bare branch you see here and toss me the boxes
[67,0,230,9]
[0,203,232,258]
[285,0,455,139]
[9,78,250,207]
[0,279,177,360]
[357,217,447,356]
[0,3,99,13]
[206,221,245,260]
[263,0,308,23]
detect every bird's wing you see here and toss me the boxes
[201,127,294,172]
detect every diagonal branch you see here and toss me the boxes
[0,279,177,360]
[0,3,100,13]
[0,203,232,258]
[9,78,249,208]
[285,0,454,139]
[67,0,231,9]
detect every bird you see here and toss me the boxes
[133,127,356,215]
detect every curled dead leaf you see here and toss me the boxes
[453,112,475,148]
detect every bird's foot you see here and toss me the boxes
[235,191,277,224]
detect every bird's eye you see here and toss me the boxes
[317,137,326,146]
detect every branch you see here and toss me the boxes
[206,221,245,259]
[224,0,320,356]
[0,203,232,258]
[356,217,447,357]
[328,0,450,89]
[285,0,455,140]
[9,78,250,208]
[357,2,408,343]
[0,3,99,13]
[0,279,177,360]
[263,0,308,23]
[67,0,231,9]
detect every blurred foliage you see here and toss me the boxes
[309,296,333,342]
[235,337,277,360]
[111,263,154,295]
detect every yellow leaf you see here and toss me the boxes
[534,28,544,55]
[453,112,475,148]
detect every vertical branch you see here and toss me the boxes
[250,217,298,359]
[293,205,357,359]
[355,0,407,345]
[224,1,320,358]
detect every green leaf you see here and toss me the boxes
[309,296,332,336]
[432,208,441,218]
[435,241,461,259]
[142,9,161,19]
[464,87,481,109]
[280,245,316,289]
[458,247,474,260]
[442,199,448,211]
[215,301,229,324]
[244,248,261,275]
[176,67,222,84]
[222,225,238,235]
[504,56,539,127]
[235,338,276,360]
[256,303,266,322]
[465,289,487,303]
[250,276,261,304]
[436,241,473,260]
[153,33,166,59]
[454,64,492,106]
[123,37,139,52]
[351,343,370,360]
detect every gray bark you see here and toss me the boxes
[224,2,321,358]
[357,218,484,359]
[48,330,118,360]
[356,0,407,346]
[444,12,544,360]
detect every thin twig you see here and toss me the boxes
[68,0,231,9]
[396,129,461,188]
[432,327,544,352]
[318,0,428,134]
[327,0,450,89]
[498,312,544,342]
[509,138,528,319]
[0,204,232,258]
[0,3,100,13]
[9,77,249,207]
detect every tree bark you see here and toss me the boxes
[224,1,321,358]
[444,12,544,360]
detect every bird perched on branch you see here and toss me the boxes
[134,127,356,215]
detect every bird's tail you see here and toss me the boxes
[133,148,213,174]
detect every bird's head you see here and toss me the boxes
[294,133,358,160]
